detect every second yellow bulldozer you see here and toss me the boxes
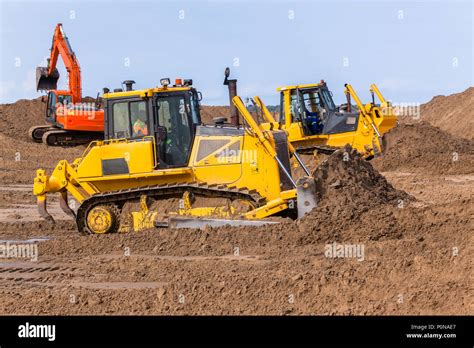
[251,80,397,160]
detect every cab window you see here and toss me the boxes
[278,92,285,124]
[302,91,322,114]
[189,92,201,125]
[57,94,72,106]
[320,89,336,111]
[112,102,131,138]
[112,100,148,139]
[130,101,148,137]
[48,92,56,109]
[290,92,300,121]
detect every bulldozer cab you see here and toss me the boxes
[279,84,359,136]
[104,86,201,169]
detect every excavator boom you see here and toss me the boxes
[36,23,82,103]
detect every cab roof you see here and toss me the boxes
[277,83,324,92]
[103,86,193,99]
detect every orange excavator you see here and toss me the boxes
[29,23,104,146]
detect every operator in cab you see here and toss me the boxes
[133,110,148,136]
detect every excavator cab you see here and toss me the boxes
[45,91,73,123]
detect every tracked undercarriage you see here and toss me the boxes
[76,182,268,234]
[29,125,103,146]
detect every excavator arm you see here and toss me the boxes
[36,23,82,103]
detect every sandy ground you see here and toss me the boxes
[0,156,472,315]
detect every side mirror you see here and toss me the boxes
[197,91,203,101]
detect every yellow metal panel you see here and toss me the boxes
[193,137,242,166]
[277,83,321,92]
[76,139,155,178]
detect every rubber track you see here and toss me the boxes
[42,129,103,147]
[75,182,266,234]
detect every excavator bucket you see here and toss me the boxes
[36,67,59,91]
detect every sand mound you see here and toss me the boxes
[420,87,474,140]
[312,145,409,205]
[0,97,44,140]
[199,105,230,124]
[373,122,474,175]
[0,104,85,185]
[293,145,413,243]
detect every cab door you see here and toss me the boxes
[45,91,57,123]
[153,93,195,168]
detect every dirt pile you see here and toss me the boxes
[292,146,414,243]
[419,87,473,140]
[0,97,83,185]
[0,97,44,139]
[200,105,230,124]
[373,122,474,175]
[312,145,409,205]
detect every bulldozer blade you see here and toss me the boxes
[59,191,76,218]
[296,176,317,218]
[37,196,55,224]
[163,216,279,230]
[36,67,59,91]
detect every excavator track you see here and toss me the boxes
[76,182,267,234]
[42,129,103,147]
[28,125,52,143]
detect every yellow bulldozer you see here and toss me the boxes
[250,80,397,160]
[33,71,397,234]
[33,77,317,233]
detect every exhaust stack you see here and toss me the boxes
[123,80,135,91]
[223,67,239,126]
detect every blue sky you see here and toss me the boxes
[0,0,472,105]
